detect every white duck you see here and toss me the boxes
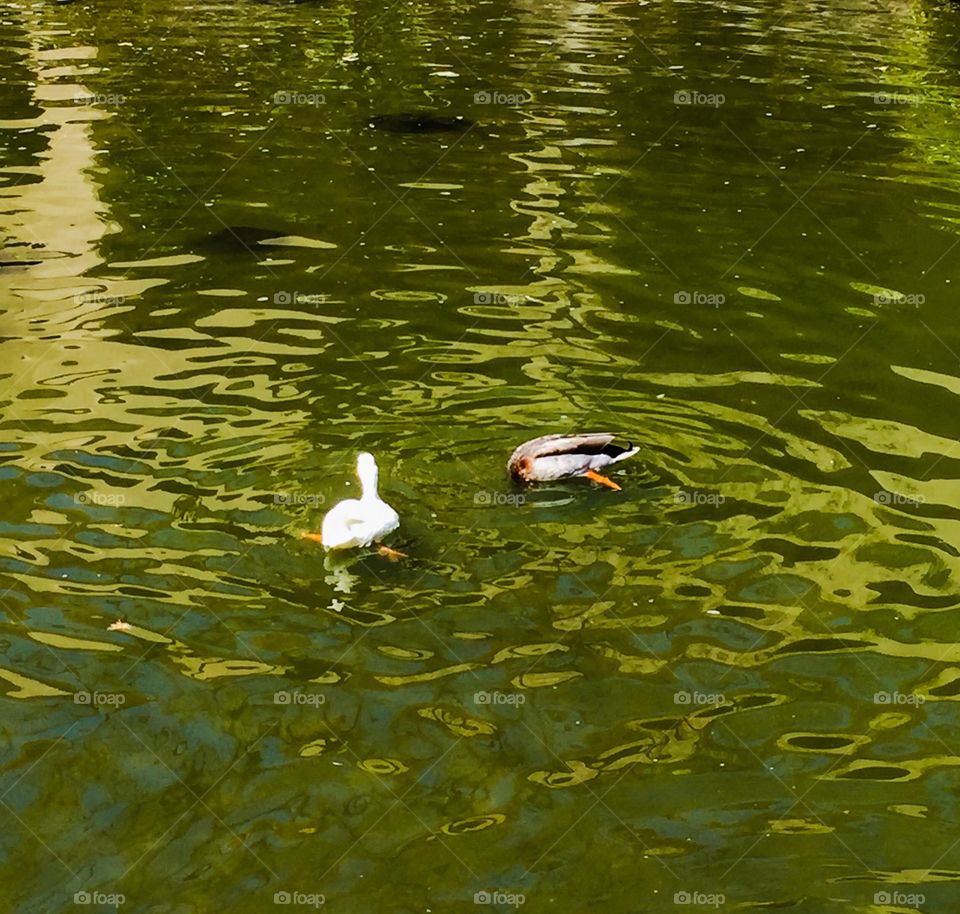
[302,452,403,556]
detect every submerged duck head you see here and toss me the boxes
[511,454,536,482]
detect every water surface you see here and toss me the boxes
[4,0,960,910]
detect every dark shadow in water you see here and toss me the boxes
[367,112,474,134]
[196,225,299,257]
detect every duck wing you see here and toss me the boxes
[511,433,622,460]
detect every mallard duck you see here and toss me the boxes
[507,433,639,491]
[302,452,403,555]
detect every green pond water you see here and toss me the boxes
[4,0,960,910]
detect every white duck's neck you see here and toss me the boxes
[358,462,380,502]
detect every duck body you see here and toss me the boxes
[507,433,639,489]
[313,452,399,550]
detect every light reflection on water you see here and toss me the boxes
[4,0,960,910]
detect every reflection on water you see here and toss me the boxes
[5,0,960,910]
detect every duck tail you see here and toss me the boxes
[610,442,641,464]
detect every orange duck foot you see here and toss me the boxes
[584,469,622,491]
[377,545,407,560]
